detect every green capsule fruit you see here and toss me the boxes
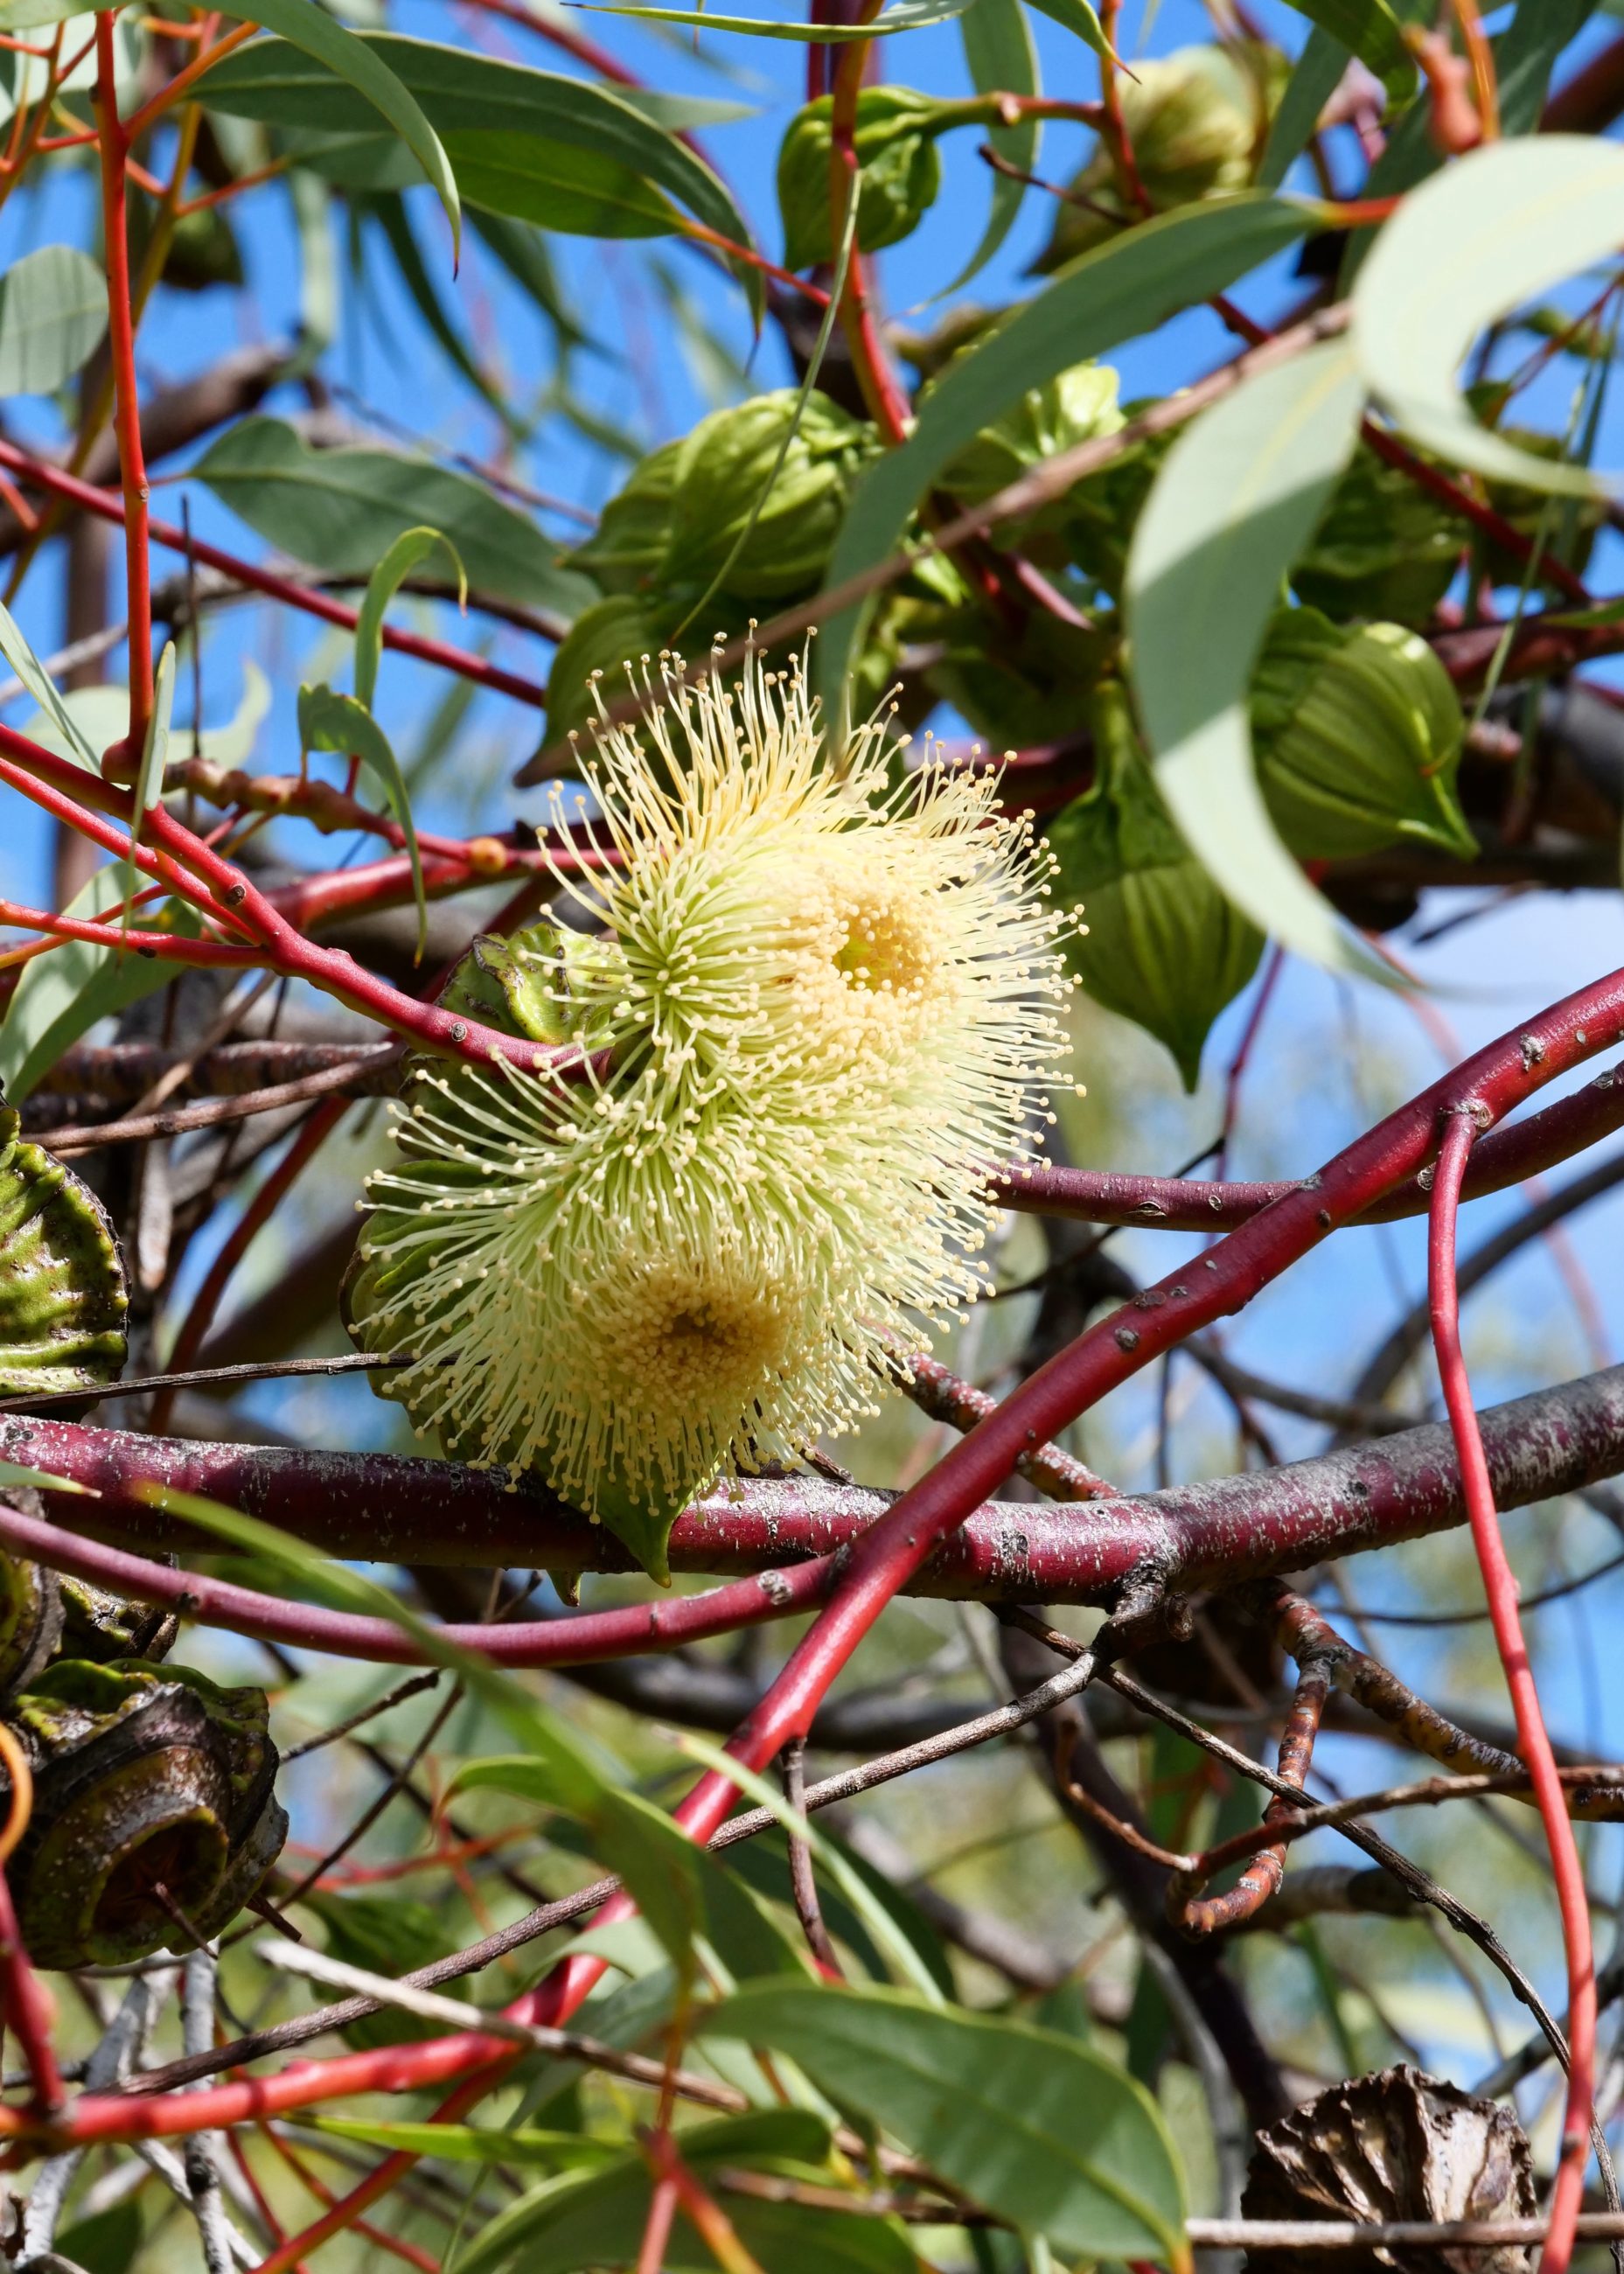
[1252,610,1474,861]
[544,593,666,744]
[1047,681,1264,1091]
[1034,44,1281,273]
[571,438,683,598]
[930,355,1125,539]
[777,86,951,270]
[1295,446,1469,627]
[665,388,874,601]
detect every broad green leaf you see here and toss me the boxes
[194,415,593,617]
[0,597,100,769]
[0,244,106,397]
[198,35,755,296]
[353,526,466,712]
[1352,136,1624,496]
[310,2117,618,2168]
[0,867,201,1101]
[213,0,459,254]
[0,1461,97,1497]
[455,2110,879,2274]
[1259,25,1347,189]
[818,192,1308,710]
[1125,336,1394,980]
[698,1983,1188,2269]
[1278,0,1412,103]
[576,0,972,36]
[299,683,426,958]
[943,0,1038,295]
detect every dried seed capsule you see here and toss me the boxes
[5,1660,286,1969]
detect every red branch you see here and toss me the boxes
[1430,1114,1593,2274]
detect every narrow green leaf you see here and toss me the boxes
[1278,0,1412,104]
[0,596,100,769]
[574,0,973,38]
[942,0,1038,295]
[134,642,176,815]
[0,244,107,396]
[194,415,594,617]
[353,527,466,712]
[817,192,1308,711]
[1258,25,1347,190]
[368,195,512,425]
[1352,136,1624,495]
[309,2117,618,2168]
[299,683,427,958]
[0,1460,98,1497]
[698,1982,1189,2269]
[284,169,337,380]
[213,0,459,255]
[1126,336,1391,980]
[1020,0,1110,59]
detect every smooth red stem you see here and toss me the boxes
[1428,1113,1593,2274]
[93,13,152,761]
[0,441,553,710]
[0,1872,63,2115]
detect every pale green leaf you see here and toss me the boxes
[1352,136,1624,495]
[0,244,106,396]
[0,867,200,1100]
[817,192,1309,711]
[697,1982,1188,2268]
[574,0,972,38]
[1125,337,1394,980]
[0,598,100,769]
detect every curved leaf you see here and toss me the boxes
[299,684,427,959]
[1124,335,1392,980]
[698,1981,1189,2268]
[816,192,1308,711]
[213,0,459,255]
[574,0,972,34]
[354,526,466,712]
[1352,136,1624,494]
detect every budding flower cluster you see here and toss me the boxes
[352,648,1077,1578]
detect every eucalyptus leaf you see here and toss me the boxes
[298,684,427,958]
[575,0,973,37]
[1277,0,1412,104]
[1258,24,1347,189]
[1124,335,1394,980]
[1352,136,1624,495]
[943,0,1039,295]
[194,415,593,617]
[353,526,467,711]
[0,867,201,1102]
[698,1982,1189,2268]
[0,243,106,397]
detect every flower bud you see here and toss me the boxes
[5,1659,285,1968]
[1047,682,1264,1091]
[777,87,951,270]
[930,354,1124,534]
[1294,446,1468,626]
[1035,44,1281,273]
[0,1099,127,1398]
[544,594,665,744]
[1252,610,1474,861]
[571,438,683,597]
[665,389,874,600]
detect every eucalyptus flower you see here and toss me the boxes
[351,649,1077,1578]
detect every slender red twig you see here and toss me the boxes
[92,12,152,766]
[1429,1113,1593,2274]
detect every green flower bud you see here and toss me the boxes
[5,1659,285,1968]
[1252,610,1474,861]
[930,354,1125,534]
[1295,446,1469,627]
[0,1100,127,1399]
[571,438,683,597]
[1034,44,1282,273]
[777,87,951,270]
[927,609,1111,750]
[544,593,665,744]
[665,388,874,600]
[1047,682,1264,1091]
